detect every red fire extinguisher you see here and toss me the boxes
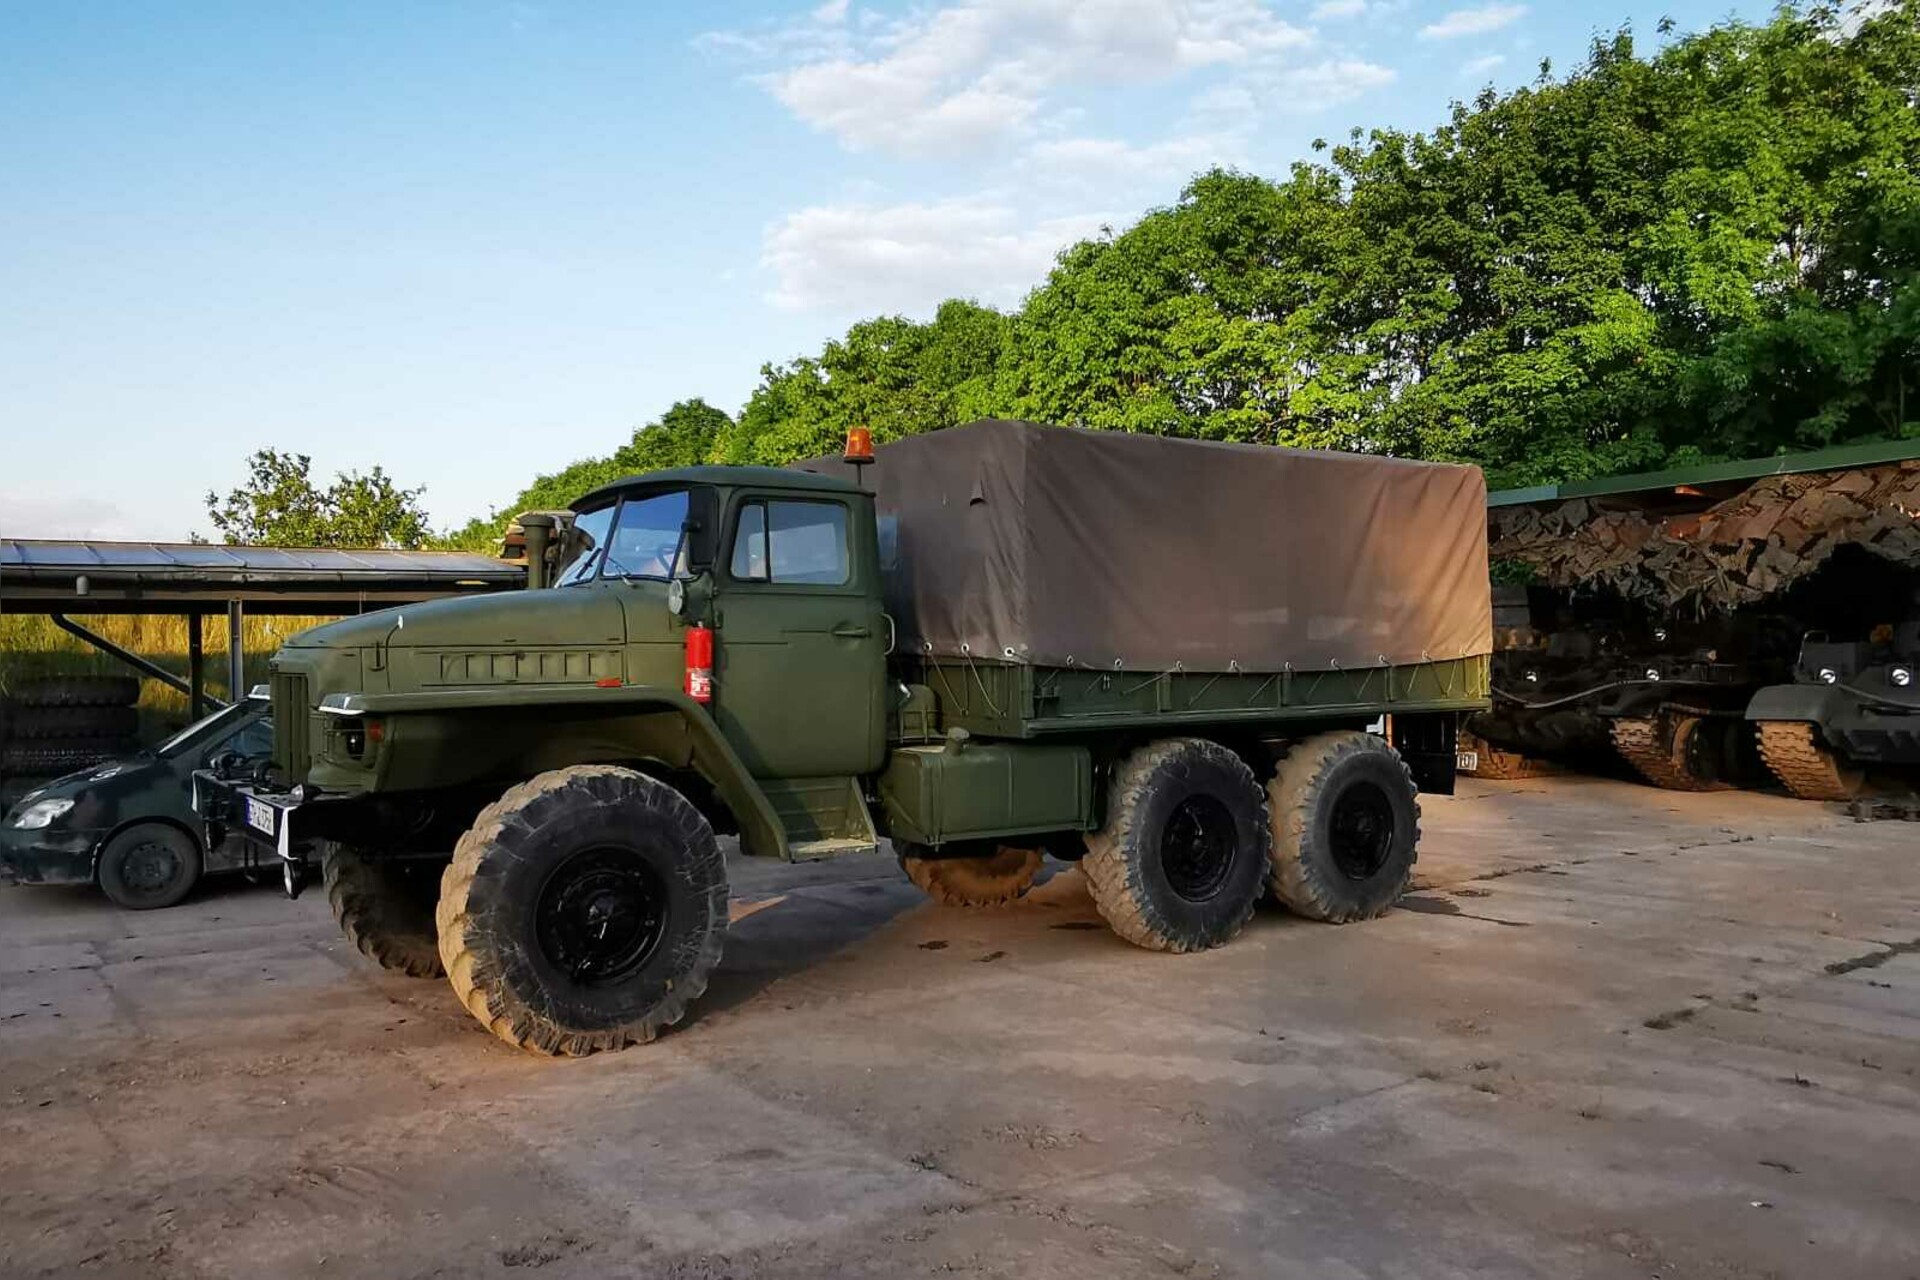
[684,624,714,703]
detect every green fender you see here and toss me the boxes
[319,684,789,860]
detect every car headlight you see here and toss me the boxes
[1892,667,1913,688]
[1644,668,1661,682]
[1818,668,1838,685]
[9,798,74,830]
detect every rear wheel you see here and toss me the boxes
[899,843,1043,907]
[322,842,444,978]
[1081,738,1271,953]
[98,823,202,910]
[437,766,728,1056]
[1267,731,1419,923]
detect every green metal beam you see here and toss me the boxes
[1488,437,1920,509]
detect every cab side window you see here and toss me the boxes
[730,500,849,585]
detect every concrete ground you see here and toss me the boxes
[1,776,1916,1280]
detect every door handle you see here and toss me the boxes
[831,623,872,639]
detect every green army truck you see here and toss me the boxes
[194,421,1492,1056]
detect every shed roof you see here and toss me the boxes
[0,539,523,615]
[1488,437,1920,509]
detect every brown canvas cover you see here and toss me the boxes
[800,420,1490,674]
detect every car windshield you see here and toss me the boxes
[155,699,265,757]
[560,490,692,584]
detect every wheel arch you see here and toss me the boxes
[357,687,788,860]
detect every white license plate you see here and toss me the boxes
[245,797,278,836]
[1456,750,1480,773]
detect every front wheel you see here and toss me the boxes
[322,842,444,978]
[98,823,202,910]
[437,766,728,1056]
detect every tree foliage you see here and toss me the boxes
[203,450,431,549]
[301,2,1920,549]
[436,398,733,550]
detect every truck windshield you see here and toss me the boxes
[556,505,616,587]
[558,491,692,585]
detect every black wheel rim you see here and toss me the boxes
[534,847,669,985]
[1159,794,1239,903]
[120,839,181,897]
[1329,781,1395,880]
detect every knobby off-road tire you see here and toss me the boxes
[322,842,445,979]
[1756,721,1865,801]
[7,705,139,741]
[1081,738,1271,953]
[898,844,1043,907]
[437,766,728,1056]
[1267,731,1420,923]
[12,676,140,708]
[98,822,202,910]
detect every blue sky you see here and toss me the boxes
[0,0,1778,542]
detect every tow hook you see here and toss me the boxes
[282,853,309,900]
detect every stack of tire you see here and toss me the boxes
[0,676,143,813]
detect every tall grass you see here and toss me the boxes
[0,614,333,738]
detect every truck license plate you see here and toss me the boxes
[245,797,278,836]
[1456,750,1479,773]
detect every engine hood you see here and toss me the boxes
[286,588,626,651]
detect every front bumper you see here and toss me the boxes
[0,826,105,886]
[191,771,310,894]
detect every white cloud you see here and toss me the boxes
[1459,52,1504,78]
[811,0,850,22]
[712,0,1311,158]
[0,491,149,541]
[1258,59,1397,110]
[1420,3,1526,39]
[762,199,1111,311]
[1310,0,1367,18]
[1024,133,1237,187]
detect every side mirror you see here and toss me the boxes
[668,579,686,617]
[682,489,719,572]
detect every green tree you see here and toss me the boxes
[717,300,1012,464]
[203,450,431,548]
[438,398,735,551]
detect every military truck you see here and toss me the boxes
[1748,605,1920,800]
[194,421,1492,1056]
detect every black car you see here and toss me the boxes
[0,694,272,908]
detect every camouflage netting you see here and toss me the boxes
[1491,461,1920,613]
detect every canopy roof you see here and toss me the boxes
[0,539,523,615]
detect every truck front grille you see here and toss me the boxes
[271,671,311,783]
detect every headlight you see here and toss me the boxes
[1524,669,1540,684]
[1644,668,1661,682]
[1652,628,1668,643]
[9,798,74,830]
[1892,667,1913,688]
[1818,668,1838,685]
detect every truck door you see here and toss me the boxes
[712,491,886,780]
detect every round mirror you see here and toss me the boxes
[667,579,686,616]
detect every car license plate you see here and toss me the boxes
[245,796,278,836]
[1456,750,1479,773]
